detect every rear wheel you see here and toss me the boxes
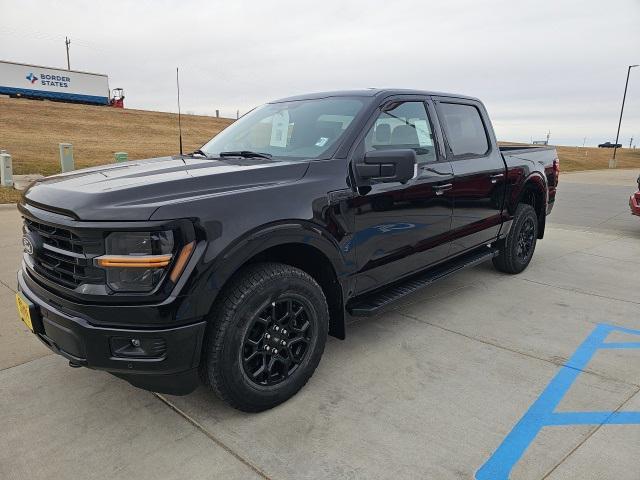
[493,203,538,274]
[201,262,328,412]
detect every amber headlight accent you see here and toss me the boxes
[169,241,195,283]
[96,255,172,268]
[96,231,174,292]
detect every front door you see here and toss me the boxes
[433,98,507,255]
[349,99,454,294]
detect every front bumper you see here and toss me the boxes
[630,191,640,216]
[17,269,206,395]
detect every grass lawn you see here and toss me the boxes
[0,187,22,204]
[554,145,639,171]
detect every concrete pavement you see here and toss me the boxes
[1,168,639,479]
[548,168,638,235]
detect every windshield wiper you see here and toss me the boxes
[219,150,273,159]
[189,149,209,157]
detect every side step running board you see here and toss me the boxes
[347,247,498,317]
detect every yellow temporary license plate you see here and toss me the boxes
[16,292,34,332]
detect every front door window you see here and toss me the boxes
[363,102,436,165]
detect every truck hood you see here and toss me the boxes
[23,156,309,221]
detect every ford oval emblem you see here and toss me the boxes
[22,236,34,255]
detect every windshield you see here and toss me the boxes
[200,97,365,160]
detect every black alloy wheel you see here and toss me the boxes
[241,296,314,386]
[492,203,538,274]
[515,217,536,261]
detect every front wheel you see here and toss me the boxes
[493,203,538,274]
[201,262,328,412]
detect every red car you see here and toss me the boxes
[630,175,640,216]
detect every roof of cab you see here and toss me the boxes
[271,88,480,103]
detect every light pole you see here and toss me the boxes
[65,36,71,70]
[612,64,638,163]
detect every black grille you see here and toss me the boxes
[24,218,105,289]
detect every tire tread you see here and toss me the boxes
[201,262,328,412]
[493,203,538,274]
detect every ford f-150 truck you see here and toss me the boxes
[16,89,558,411]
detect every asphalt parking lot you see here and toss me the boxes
[1,169,639,480]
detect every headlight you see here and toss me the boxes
[105,231,174,257]
[96,231,175,292]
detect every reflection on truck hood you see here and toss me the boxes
[23,156,309,221]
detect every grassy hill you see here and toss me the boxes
[0,97,233,176]
[0,97,638,202]
[0,97,234,202]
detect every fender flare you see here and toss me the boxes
[199,220,350,338]
[507,172,548,238]
[508,172,548,215]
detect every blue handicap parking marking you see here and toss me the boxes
[476,323,640,480]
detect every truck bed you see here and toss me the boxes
[500,144,559,214]
[499,145,556,154]
[500,144,557,167]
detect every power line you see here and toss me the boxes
[0,26,107,52]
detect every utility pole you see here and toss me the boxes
[630,137,634,149]
[65,36,71,70]
[545,130,551,145]
[613,64,639,161]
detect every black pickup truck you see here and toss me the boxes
[16,89,558,411]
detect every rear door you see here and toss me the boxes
[433,98,506,255]
[349,97,454,294]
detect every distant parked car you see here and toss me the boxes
[598,141,622,148]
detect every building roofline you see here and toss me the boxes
[0,59,108,78]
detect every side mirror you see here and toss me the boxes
[355,149,417,184]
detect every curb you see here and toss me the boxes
[0,203,18,210]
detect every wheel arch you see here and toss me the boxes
[510,173,548,239]
[202,221,348,339]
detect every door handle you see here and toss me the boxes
[490,173,504,184]
[432,183,453,196]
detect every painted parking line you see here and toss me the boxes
[476,323,640,480]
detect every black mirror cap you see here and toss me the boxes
[356,149,417,184]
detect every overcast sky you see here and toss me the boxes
[1,0,639,146]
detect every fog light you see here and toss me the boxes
[110,337,167,358]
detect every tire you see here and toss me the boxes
[493,203,538,274]
[200,262,328,412]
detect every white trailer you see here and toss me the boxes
[0,60,110,105]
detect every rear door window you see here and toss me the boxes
[439,103,489,157]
